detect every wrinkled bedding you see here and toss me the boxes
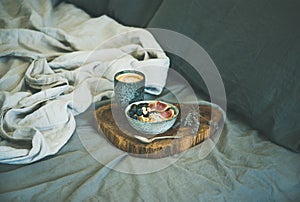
[1,79,299,201]
[0,0,299,201]
[0,0,169,164]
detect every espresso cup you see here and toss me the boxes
[114,70,145,110]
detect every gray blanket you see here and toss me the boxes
[0,0,169,164]
[1,76,299,201]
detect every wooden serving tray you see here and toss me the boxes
[95,102,224,158]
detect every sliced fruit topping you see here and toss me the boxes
[155,101,169,112]
[149,102,156,111]
[159,108,175,119]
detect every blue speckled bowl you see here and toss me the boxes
[124,100,179,136]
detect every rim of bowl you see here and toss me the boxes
[124,100,179,124]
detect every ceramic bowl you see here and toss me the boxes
[124,100,179,136]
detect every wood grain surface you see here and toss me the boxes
[95,102,223,158]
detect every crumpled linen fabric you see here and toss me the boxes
[0,0,169,164]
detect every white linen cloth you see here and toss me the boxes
[0,0,169,164]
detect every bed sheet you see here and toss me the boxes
[0,76,299,202]
[0,0,169,164]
